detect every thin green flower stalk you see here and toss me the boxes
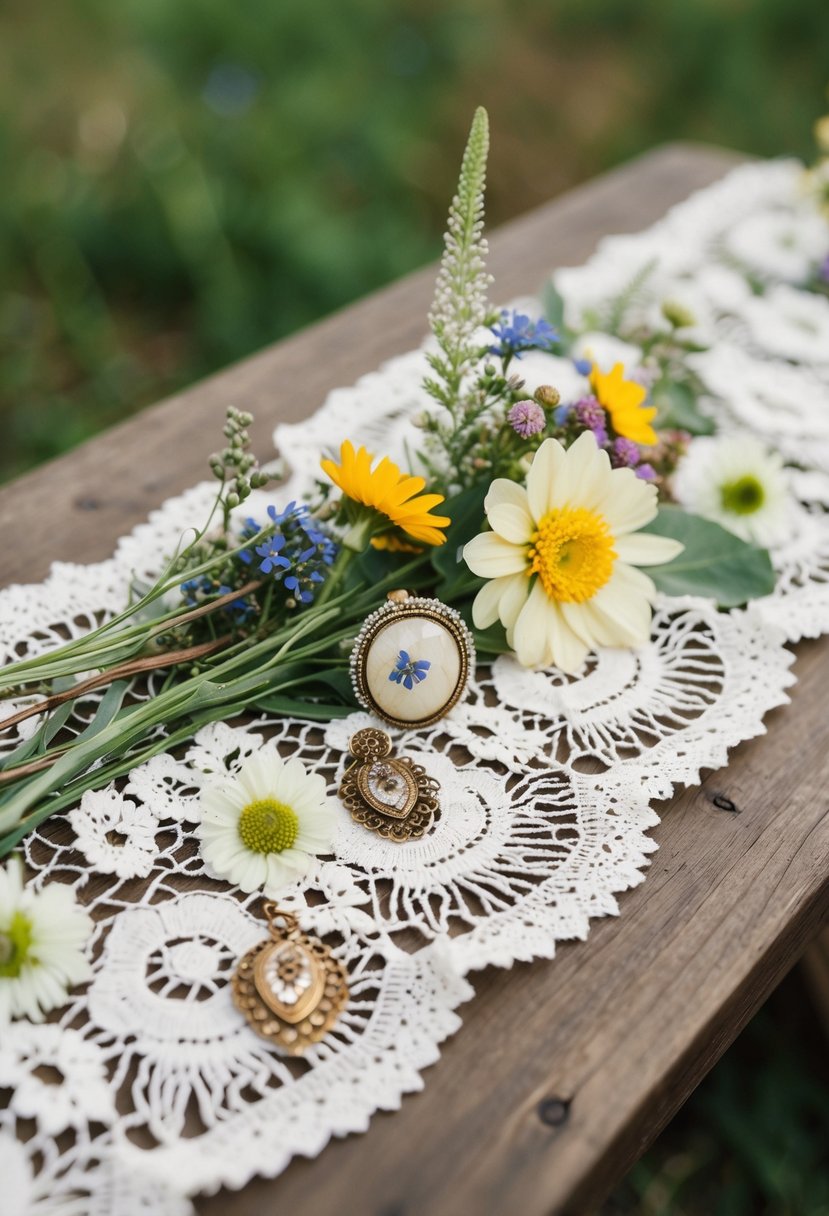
[418,106,558,491]
[425,105,492,410]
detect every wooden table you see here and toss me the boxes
[3,144,828,1216]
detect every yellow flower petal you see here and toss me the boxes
[321,441,449,547]
[589,361,658,446]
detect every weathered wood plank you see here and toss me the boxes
[4,142,824,1216]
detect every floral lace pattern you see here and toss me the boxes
[2,159,828,1210]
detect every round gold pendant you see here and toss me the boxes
[350,592,475,728]
[232,904,348,1054]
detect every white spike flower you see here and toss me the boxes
[0,859,92,1026]
[198,749,337,896]
[672,435,790,546]
[463,432,683,673]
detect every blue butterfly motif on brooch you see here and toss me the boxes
[388,649,431,691]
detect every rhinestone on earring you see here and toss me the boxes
[339,727,440,842]
[232,903,348,1054]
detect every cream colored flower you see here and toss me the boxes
[463,432,683,673]
[673,435,790,546]
[198,749,336,896]
[0,859,92,1026]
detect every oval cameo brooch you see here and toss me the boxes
[350,591,475,728]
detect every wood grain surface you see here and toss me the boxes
[3,143,827,1216]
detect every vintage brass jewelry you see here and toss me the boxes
[232,902,348,1054]
[350,591,475,728]
[339,727,441,842]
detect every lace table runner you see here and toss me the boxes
[1,158,826,1215]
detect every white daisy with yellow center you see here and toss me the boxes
[463,431,683,673]
[198,751,337,896]
[0,859,92,1025]
[673,435,790,547]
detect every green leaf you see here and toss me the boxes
[541,280,568,348]
[431,482,488,601]
[652,379,715,436]
[643,506,775,606]
[344,545,400,593]
[251,696,354,720]
[471,617,510,657]
[40,701,76,750]
[73,681,131,744]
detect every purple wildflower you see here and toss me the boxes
[610,437,642,469]
[508,399,546,439]
[635,463,657,481]
[572,357,592,376]
[573,396,608,447]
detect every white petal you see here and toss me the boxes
[499,572,531,628]
[234,851,269,893]
[512,579,552,668]
[546,603,591,673]
[596,469,658,534]
[472,577,509,629]
[484,478,531,514]
[463,532,528,578]
[564,598,618,648]
[200,783,242,818]
[614,532,684,566]
[526,438,566,521]
[589,566,654,646]
[549,431,610,510]
[486,502,534,544]
[471,573,528,630]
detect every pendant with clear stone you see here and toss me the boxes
[339,728,441,842]
[232,904,348,1054]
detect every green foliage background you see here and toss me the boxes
[2,1,829,1210]
[1,0,828,478]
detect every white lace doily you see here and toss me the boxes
[2,157,828,1210]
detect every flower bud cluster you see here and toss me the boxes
[210,407,272,510]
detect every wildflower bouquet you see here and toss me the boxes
[0,107,778,863]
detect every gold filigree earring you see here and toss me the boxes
[339,727,440,842]
[232,903,348,1054]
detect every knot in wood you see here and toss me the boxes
[537,1096,571,1128]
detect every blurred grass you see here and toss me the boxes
[1,2,828,1209]
[603,970,829,1216]
[1,0,828,478]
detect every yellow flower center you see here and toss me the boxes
[528,507,617,603]
[0,910,33,978]
[238,798,299,854]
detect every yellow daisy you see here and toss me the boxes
[321,440,450,547]
[463,432,683,673]
[589,362,658,446]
